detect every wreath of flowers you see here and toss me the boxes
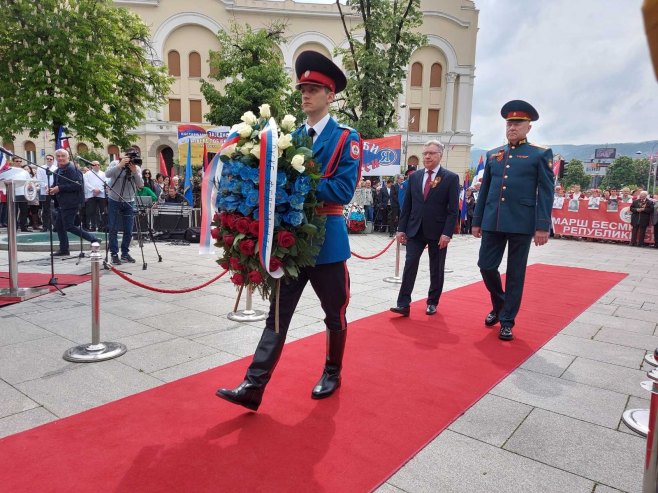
[211,104,326,299]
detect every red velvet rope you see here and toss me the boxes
[109,266,228,293]
[350,237,396,260]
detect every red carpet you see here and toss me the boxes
[0,272,91,307]
[0,264,625,492]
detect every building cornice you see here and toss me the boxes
[114,0,159,6]
[423,11,471,28]
[219,0,346,18]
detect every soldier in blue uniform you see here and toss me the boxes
[217,51,361,411]
[471,100,553,341]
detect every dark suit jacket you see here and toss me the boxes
[391,182,400,208]
[631,198,653,227]
[397,166,460,240]
[379,186,391,208]
[53,162,84,210]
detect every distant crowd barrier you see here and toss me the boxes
[551,199,655,244]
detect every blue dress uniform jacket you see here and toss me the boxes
[398,166,460,240]
[293,117,360,265]
[472,140,554,234]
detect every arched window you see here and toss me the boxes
[410,62,423,87]
[167,50,181,76]
[189,51,201,77]
[2,142,14,153]
[24,141,36,163]
[108,145,120,163]
[430,63,442,88]
[77,143,89,154]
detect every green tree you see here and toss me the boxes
[78,149,109,169]
[562,159,590,190]
[335,0,427,138]
[0,0,172,149]
[601,156,645,190]
[201,22,301,126]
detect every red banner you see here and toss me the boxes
[552,198,654,244]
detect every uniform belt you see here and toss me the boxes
[315,203,343,216]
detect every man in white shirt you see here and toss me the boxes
[35,154,57,231]
[84,161,107,232]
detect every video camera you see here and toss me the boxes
[125,150,142,166]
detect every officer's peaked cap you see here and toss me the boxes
[500,100,539,121]
[295,51,347,94]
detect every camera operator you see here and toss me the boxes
[105,149,143,265]
[48,148,100,256]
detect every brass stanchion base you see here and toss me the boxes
[63,342,127,363]
[0,287,49,302]
[622,408,649,437]
[227,309,267,322]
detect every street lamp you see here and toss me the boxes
[442,130,463,169]
[636,150,657,192]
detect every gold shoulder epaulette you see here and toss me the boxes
[529,143,549,149]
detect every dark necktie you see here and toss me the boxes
[423,170,433,199]
[308,127,316,138]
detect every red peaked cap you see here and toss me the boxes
[295,50,347,94]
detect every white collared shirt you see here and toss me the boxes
[305,113,331,144]
[422,165,441,191]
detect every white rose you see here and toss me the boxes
[280,114,296,132]
[240,141,254,156]
[220,143,237,157]
[251,146,261,160]
[241,111,257,125]
[291,154,305,173]
[238,122,253,138]
[277,133,293,150]
[259,104,271,119]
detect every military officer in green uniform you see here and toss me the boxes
[471,100,554,341]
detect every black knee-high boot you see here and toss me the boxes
[216,329,285,411]
[312,329,347,399]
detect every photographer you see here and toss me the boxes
[105,149,143,265]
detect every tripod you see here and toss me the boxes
[133,200,162,270]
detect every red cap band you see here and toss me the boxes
[505,111,531,121]
[296,70,336,93]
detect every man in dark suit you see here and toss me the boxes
[390,140,459,317]
[379,179,393,233]
[49,148,99,256]
[630,190,653,247]
[472,100,554,341]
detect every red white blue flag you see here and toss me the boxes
[56,127,70,150]
[258,117,284,279]
[473,155,484,184]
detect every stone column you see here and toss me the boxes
[443,72,457,132]
[456,73,475,133]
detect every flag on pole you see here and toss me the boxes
[159,151,169,178]
[0,152,9,174]
[201,143,208,178]
[55,127,70,150]
[473,155,484,184]
[183,140,193,205]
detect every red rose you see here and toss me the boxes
[269,257,283,272]
[277,230,296,248]
[230,273,244,285]
[248,270,263,284]
[211,227,219,239]
[218,258,229,269]
[229,257,243,271]
[225,214,238,230]
[239,239,256,256]
[235,217,251,234]
[223,234,235,247]
[213,212,222,223]
[249,220,259,237]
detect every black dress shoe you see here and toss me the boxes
[51,251,70,257]
[484,310,499,327]
[111,255,121,265]
[216,381,263,411]
[426,304,437,315]
[499,326,514,341]
[390,305,410,316]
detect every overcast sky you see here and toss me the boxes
[472,0,657,149]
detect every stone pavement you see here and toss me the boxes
[0,232,656,492]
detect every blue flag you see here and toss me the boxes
[184,140,193,205]
[460,173,470,223]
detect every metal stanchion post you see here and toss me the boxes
[63,243,127,362]
[228,285,267,322]
[383,238,402,284]
[623,350,658,437]
[642,368,658,492]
